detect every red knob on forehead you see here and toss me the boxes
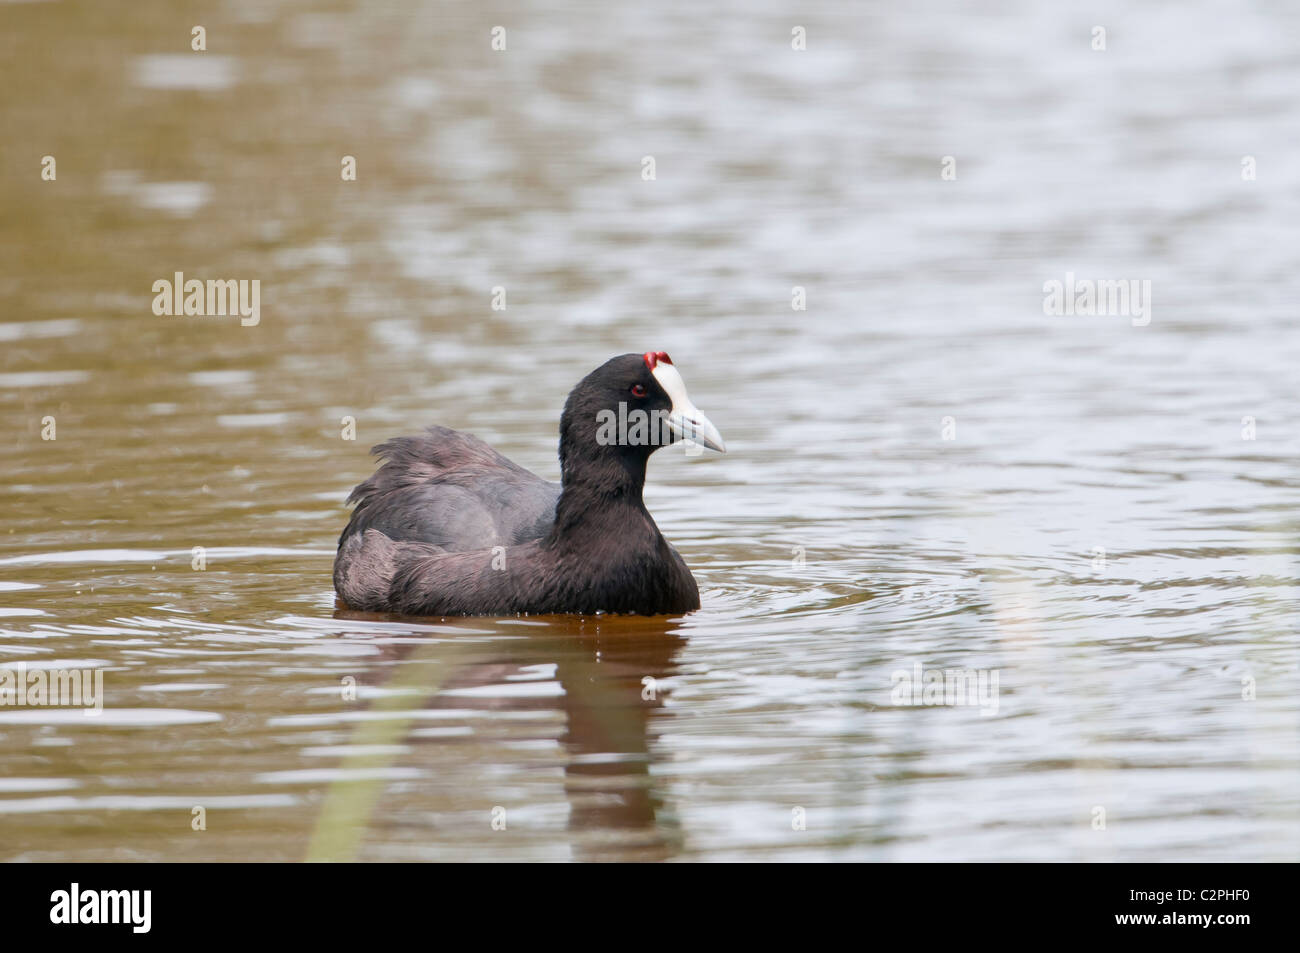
[642,351,673,369]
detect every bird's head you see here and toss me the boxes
[559,352,726,482]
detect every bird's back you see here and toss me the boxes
[338,426,559,553]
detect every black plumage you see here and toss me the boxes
[333,353,721,616]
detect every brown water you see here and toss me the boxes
[1,0,1298,861]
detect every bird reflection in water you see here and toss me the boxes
[309,610,688,862]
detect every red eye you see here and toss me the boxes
[631,383,647,398]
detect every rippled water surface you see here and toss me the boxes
[2,0,1298,861]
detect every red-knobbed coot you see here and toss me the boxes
[334,352,725,616]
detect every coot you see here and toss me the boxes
[334,352,725,616]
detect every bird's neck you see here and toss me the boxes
[549,451,655,544]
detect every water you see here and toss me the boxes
[1,0,1297,861]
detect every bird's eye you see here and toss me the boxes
[630,383,647,398]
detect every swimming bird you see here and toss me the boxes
[334,352,725,616]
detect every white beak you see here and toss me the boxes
[650,361,727,453]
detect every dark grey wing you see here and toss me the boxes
[338,425,559,553]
